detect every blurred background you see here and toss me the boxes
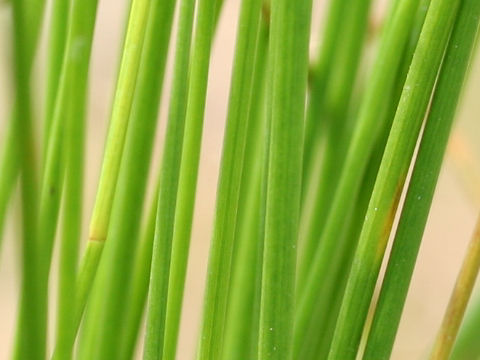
[0,0,479,358]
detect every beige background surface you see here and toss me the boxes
[0,0,479,359]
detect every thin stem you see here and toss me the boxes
[258,0,312,357]
[327,0,462,357]
[120,184,159,360]
[90,0,176,357]
[160,0,218,356]
[43,0,70,159]
[297,0,373,291]
[11,0,40,358]
[294,0,423,355]
[68,0,164,348]
[365,0,480,357]
[142,0,195,358]
[221,16,269,360]
[196,0,263,357]
[0,0,45,258]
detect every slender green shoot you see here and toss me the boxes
[297,0,372,292]
[160,0,218,357]
[221,15,269,360]
[43,0,70,159]
[294,0,423,355]
[258,0,312,357]
[327,0,462,357]
[142,0,195,358]
[196,0,263,357]
[68,0,157,347]
[11,0,42,358]
[89,0,176,357]
[364,0,480,357]
[120,184,159,360]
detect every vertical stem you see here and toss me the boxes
[11,0,41,358]
[142,0,195,359]
[365,0,480,356]
[259,0,312,358]
[161,0,218,357]
[196,0,263,357]
[43,0,70,158]
[90,0,176,357]
[328,0,462,357]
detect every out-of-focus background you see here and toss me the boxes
[0,0,479,359]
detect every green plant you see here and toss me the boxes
[2,0,480,359]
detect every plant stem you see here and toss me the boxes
[221,15,269,360]
[258,0,312,357]
[141,1,195,359]
[160,0,218,356]
[301,0,347,193]
[68,0,162,347]
[120,184,159,360]
[327,0,462,357]
[90,0,176,358]
[11,0,41,358]
[364,4,480,358]
[0,0,45,256]
[294,0,423,355]
[43,0,70,159]
[297,0,373,292]
[431,214,480,360]
[196,0,263,357]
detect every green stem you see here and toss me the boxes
[90,0,175,358]
[327,0,462,357]
[294,0,423,355]
[297,0,372,294]
[0,0,45,258]
[142,0,194,359]
[120,185,159,360]
[11,1,40,358]
[161,0,218,357]
[221,16,269,360]
[365,0,480,356]
[196,0,263,357]
[69,0,164,348]
[301,0,347,191]
[43,0,70,159]
[258,0,312,357]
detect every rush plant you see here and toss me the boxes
[1,0,480,359]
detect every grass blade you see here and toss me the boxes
[160,0,218,356]
[10,1,41,357]
[294,0,423,355]
[258,0,312,357]
[297,0,373,291]
[89,0,176,357]
[196,0,264,357]
[364,0,480,357]
[221,14,269,360]
[68,0,161,346]
[327,0,462,357]
[120,185,159,360]
[43,0,70,157]
[142,0,195,358]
